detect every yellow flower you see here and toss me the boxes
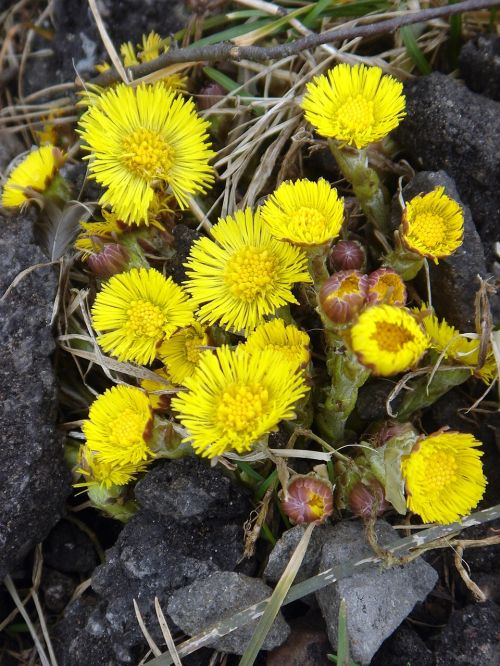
[350,304,429,376]
[402,187,464,261]
[401,431,486,524]
[83,385,154,466]
[420,308,497,383]
[140,366,175,410]
[260,178,344,246]
[367,268,406,306]
[157,323,209,385]
[184,208,311,333]
[78,82,215,224]
[172,346,309,458]
[301,63,406,149]
[1,145,65,207]
[91,267,195,365]
[244,319,310,368]
[74,210,126,259]
[75,444,149,489]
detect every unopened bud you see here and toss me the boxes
[329,240,366,272]
[281,476,333,524]
[367,267,406,306]
[348,480,387,518]
[319,270,369,324]
[197,83,226,111]
[88,243,129,278]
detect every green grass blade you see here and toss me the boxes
[239,522,316,666]
[336,599,350,666]
[400,26,432,74]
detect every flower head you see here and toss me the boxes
[367,267,406,306]
[91,267,195,365]
[419,308,497,383]
[260,178,344,246]
[78,82,215,224]
[75,444,149,489]
[401,430,486,524]
[350,305,429,375]
[158,323,209,385]
[301,64,406,149]
[401,187,464,261]
[120,32,187,91]
[140,366,174,410]
[172,346,309,458]
[1,145,65,207]
[244,319,310,368]
[82,385,153,466]
[184,208,311,333]
[319,270,368,324]
[281,476,334,524]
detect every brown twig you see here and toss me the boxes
[86,0,499,87]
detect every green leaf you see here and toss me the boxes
[202,66,252,98]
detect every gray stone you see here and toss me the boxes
[371,624,434,666]
[434,601,500,665]
[264,523,336,584]
[395,72,500,268]
[167,571,290,655]
[0,132,24,173]
[459,35,500,101]
[316,520,438,665]
[394,170,488,331]
[0,214,71,580]
[134,457,251,523]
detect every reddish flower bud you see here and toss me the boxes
[197,83,226,111]
[319,270,369,324]
[348,480,388,518]
[367,267,406,306]
[281,476,334,524]
[88,243,129,279]
[329,240,366,272]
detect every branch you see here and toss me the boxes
[86,0,499,87]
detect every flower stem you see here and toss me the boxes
[328,140,389,233]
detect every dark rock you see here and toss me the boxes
[134,457,251,523]
[434,601,500,665]
[356,378,402,422]
[44,519,99,574]
[0,214,71,580]
[171,224,202,283]
[456,519,500,574]
[371,624,434,666]
[167,571,290,655]
[264,523,336,585]
[41,568,76,613]
[397,170,488,331]
[459,35,500,101]
[0,132,24,173]
[395,72,500,267]
[266,614,332,666]
[471,573,500,604]
[316,520,438,665]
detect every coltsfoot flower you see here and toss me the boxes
[75,444,149,489]
[1,145,65,207]
[184,208,311,333]
[367,267,406,306]
[301,63,406,149]
[402,187,464,261]
[91,267,195,365]
[260,178,344,246]
[158,323,209,385]
[140,366,174,410]
[244,319,310,368]
[350,305,429,375]
[83,385,153,466]
[281,476,334,524]
[401,430,486,524]
[319,270,369,324]
[78,82,215,224]
[172,346,309,458]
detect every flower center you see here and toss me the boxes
[110,409,148,448]
[372,321,414,352]
[126,299,165,338]
[122,127,174,180]
[407,447,458,498]
[185,335,203,363]
[337,95,375,131]
[216,383,269,436]
[412,212,446,247]
[306,491,327,519]
[337,274,362,297]
[289,207,327,242]
[224,247,276,301]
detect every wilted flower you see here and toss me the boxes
[301,63,406,149]
[319,270,369,324]
[401,430,486,524]
[281,476,334,524]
